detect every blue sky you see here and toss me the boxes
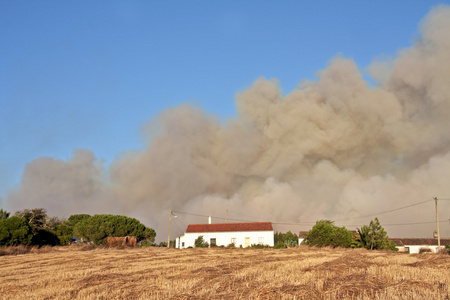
[1,1,449,200]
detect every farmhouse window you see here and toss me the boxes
[210,238,217,246]
[258,237,264,244]
[231,238,237,244]
[182,242,185,247]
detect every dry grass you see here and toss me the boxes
[0,245,449,299]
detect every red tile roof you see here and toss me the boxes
[186,222,273,233]
[298,231,309,238]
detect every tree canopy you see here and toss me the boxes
[304,220,354,248]
[0,216,33,246]
[274,231,299,248]
[14,208,48,231]
[73,214,156,245]
[354,218,397,251]
[0,209,156,247]
[0,209,10,220]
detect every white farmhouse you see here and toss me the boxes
[176,222,274,248]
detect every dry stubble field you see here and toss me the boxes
[0,245,449,299]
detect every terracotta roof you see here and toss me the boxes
[298,231,309,238]
[186,222,273,233]
[390,238,450,246]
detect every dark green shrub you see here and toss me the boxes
[194,236,209,248]
[32,229,59,246]
[250,243,269,249]
[73,214,156,245]
[0,216,33,246]
[304,220,353,248]
[274,231,299,247]
[274,241,288,249]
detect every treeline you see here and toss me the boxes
[274,231,299,248]
[0,208,156,247]
[303,218,397,250]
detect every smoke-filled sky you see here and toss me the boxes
[2,2,450,241]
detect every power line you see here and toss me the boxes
[172,209,447,228]
[334,199,433,222]
[335,220,448,227]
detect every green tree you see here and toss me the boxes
[332,226,354,248]
[54,224,73,245]
[54,214,91,245]
[0,209,10,220]
[194,235,209,248]
[73,214,156,245]
[14,208,68,246]
[14,208,48,232]
[304,220,354,248]
[0,216,33,246]
[354,218,397,250]
[66,214,91,227]
[46,216,65,231]
[274,231,299,247]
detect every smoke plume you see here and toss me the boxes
[6,6,450,239]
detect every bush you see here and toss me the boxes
[304,220,353,248]
[250,244,270,249]
[194,236,209,248]
[32,229,59,247]
[140,240,155,247]
[419,248,432,253]
[439,245,450,255]
[274,241,288,249]
[274,231,299,247]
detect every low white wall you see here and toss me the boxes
[178,231,274,248]
[406,245,443,254]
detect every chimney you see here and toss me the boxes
[208,216,211,224]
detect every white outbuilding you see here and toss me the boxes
[176,222,274,248]
[390,238,450,254]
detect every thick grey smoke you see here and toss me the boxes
[6,6,450,239]
[7,149,120,217]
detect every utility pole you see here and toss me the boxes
[167,209,172,248]
[434,197,441,253]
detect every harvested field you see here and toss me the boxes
[0,245,449,299]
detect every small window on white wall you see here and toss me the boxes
[231,238,237,244]
[258,237,264,244]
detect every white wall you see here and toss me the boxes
[405,245,443,254]
[178,231,274,248]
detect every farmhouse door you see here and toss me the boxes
[245,237,250,248]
